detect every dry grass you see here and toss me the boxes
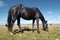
[0,24,60,40]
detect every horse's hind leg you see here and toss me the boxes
[9,17,16,35]
[32,19,35,32]
[36,18,40,33]
[17,18,23,33]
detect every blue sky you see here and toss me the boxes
[0,0,60,25]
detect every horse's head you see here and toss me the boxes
[43,20,48,31]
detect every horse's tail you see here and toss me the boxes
[6,11,12,27]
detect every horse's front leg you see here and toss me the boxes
[32,19,35,32]
[17,18,23,33]
[36,18,40,33]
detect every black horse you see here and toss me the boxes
[6,4,48,34]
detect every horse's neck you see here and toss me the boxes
[40,15,45,24]
[35,8,45,24]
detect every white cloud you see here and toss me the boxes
[0,1,6,7]
[47,11,53,14]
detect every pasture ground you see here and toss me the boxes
[0,24,60,40]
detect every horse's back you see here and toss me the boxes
[21,7,40,20]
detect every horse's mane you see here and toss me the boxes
[35,8,45,21]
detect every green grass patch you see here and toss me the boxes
[0,25,60,40]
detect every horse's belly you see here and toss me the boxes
[21,16,35,20]
[21,13,36,20]
[21,17,32,20]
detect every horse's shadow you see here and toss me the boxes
[13,27,37,34]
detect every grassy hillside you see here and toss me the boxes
[0,24,60,40]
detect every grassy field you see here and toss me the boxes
[0,24,60,40]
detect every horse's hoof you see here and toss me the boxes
[32,30,34,32]
[19,33,25,36]
[10,32,13,35]
[37,31,40,34]
[42,28,46,31]
[46,30,48,32]
[19,30,24,33]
